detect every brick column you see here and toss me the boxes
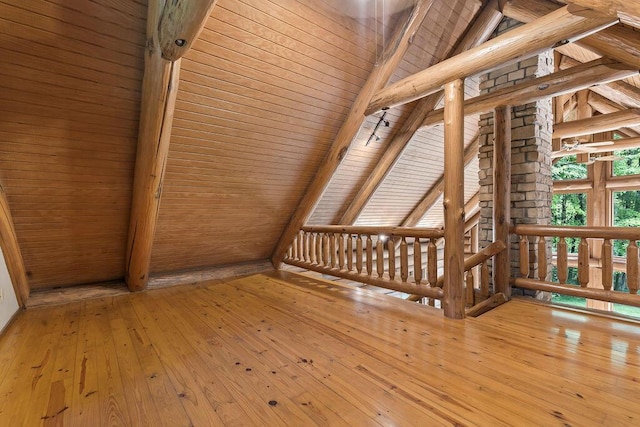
[477,18,553,297]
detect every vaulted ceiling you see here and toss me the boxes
[1,0,639,291]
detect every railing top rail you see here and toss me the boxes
[511,224,640,240]
[300,225,445,239]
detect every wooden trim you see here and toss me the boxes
[158,0,218,60]
[493,105,511,297]
[300,226,444,239]
[0,184,29,308]
[366,5,617,114]
[512,278,640,308]
[503,0,639,69]
[147,260,274,289]
[125,0,182,291]
[606,174,640,191]
[337,0,503,225]
[271,0,435,267]
[553,179,592,193]
[402,137,479,226]
[553,109,640,139]
[443,79,466,319]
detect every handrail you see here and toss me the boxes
[436,240,506,287]
[301,225,444,239]
[512,224,640,240]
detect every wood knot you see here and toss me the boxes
[338,146,348,161]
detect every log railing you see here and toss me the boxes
[511,225,640,308]
[283,226,444,300]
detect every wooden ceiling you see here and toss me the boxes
[1,0,639,291]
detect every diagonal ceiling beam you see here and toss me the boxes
[337,0,503,225]
[365,5,617,114]
[271,0,435,267]
[553,108,640,139]
[125,0,216,291]
[158,1,219,60]
[0,182,29,307]
[560,0,640,28]
[503,0,640,69]
[420,57,637,129]
[401,136,479,227]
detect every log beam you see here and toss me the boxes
[337,0,503,224]
[126,0,216,291]
[366,5,617,114]
[401,137,479,227]
[553,108,640,139]
[0,183,29,307]
[493,105,512,297]
[503,0,640,69]
[158,1,218,60]
[562,0,640,28]
[443,79,466,319]
[271,1,434,267]
[420,58,637,129]
[552,137,640,159]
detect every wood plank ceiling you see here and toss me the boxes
[1,0,640,290]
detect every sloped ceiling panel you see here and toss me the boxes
[150,0,380,273]
[308,0,481,225]
[0,0,146,289]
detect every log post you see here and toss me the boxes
[125,0,217,291]
[0,184,29,307]
[493,105,512,296]
[443,79,465,319]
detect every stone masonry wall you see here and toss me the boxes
[477,18,554,296]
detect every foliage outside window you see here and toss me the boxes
[612,147,640,177]
[552,155,587,180]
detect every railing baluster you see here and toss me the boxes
[366,235,373,276]
[602,238,612,291]
[330,233,337,268]
[538,236,547,281]
[557,237,568,284]
[428,238,437,287]
[519,235,529,278]
[414,238,422,285]
[400,237,408,282]
[466,269,474,308]
[287,244,292,260]
[302,231,309,262]
[481,260,489,297]
[292,234,298,260]
[347,234,353,272]
[338,233,345,270]
[578,237,589,288]
[309,233,316,264]
[627,240,639,295]
[356,235,363,274]
[315,232,322,265]
[388,238,396,281]
[298,230,304,262]
[322,233,330,267]
[376,237,384,278]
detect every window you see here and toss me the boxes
[552,155,587,180]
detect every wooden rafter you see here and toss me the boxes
[420,57,637,129]
[125,0,216,291]
[271,0,435,267]
[0,183,29,307]
[365,5,617,114]
[337,0,503,225]
[562,0,640,28]
[401,137,479,227]
[553,108,640,139]
[158,1,218,60]
[503,0,640,69]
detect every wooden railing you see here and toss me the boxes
[511,225,640,307]
[283,226,445,300]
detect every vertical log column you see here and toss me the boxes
[443,79,465,319]
[0,184,29,307]
[493,105,512,297]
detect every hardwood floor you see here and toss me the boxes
[1,271,639,426]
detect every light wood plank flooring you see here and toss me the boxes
[1,271,639,426]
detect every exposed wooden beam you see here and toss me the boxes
[0,183,29,307]
[401,137,479,227]
[366,5,617,114]
[504,0,640,69]
[443,79,466,319]
[158,1,218,60]
[271,1,435,267]
[554,179,592,193]
[337,0,503,225]
[126,0,216,291]
[553,108,640,139]
[606,174,640,191]
[420,57,637,129]
[493,105,512,297]
[553,137,640,158]
[561,0,640,28]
